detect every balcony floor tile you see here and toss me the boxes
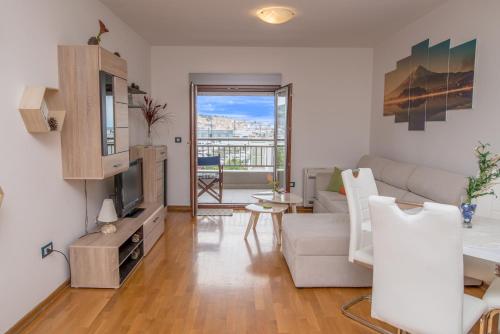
[198,188,270,204]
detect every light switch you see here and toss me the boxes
[175,137,182,143]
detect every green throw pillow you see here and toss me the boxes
[326,167,344,192]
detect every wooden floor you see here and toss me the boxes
[20,211,485,334]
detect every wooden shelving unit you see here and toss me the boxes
[58,45,130,180]
[69,201,163,288]
[18,86,66,133]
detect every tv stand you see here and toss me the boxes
[125,207,145,218]
[69,201,164,288]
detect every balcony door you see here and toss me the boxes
[190,82,198,217]
[189,84,292,215]
[274,84,292,192]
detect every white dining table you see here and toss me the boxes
[462,216,500,265]
[362,214,500,269]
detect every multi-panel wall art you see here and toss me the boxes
[383,38,477,131]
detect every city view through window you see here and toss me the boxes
[197,94,275,171]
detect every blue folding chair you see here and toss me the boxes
[197,156,224,203]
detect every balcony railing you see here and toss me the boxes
[197,138,276,169]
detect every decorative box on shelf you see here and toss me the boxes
[18,86,66,133]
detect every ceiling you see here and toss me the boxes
[100,0,449,47]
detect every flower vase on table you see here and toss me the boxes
[460,201,477,229]
[462,142,500,228]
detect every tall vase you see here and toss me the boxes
[146,128,153,146]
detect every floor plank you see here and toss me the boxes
[20,211,486,334]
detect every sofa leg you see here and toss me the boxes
[341,294,393,334]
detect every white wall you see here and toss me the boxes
[370,0,500,176]
[0,0,150,332]
[151,46,373,205]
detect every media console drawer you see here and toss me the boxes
[143,206,164,236]
[143,206,165,255]
[144,221,164,255]
[102,151,129,178]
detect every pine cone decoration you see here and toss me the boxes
[48,117,58,131]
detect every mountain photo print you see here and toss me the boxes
[383,38,476,131]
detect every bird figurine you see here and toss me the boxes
[87,20,109,45]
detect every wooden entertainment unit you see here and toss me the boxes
[69,201,164,288]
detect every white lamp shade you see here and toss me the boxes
[98,199,118,223]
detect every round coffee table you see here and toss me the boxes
[252,192,303,213]
[244,203,288,245]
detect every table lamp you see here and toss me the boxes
[98,199,118,234]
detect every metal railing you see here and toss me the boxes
[197,138,276,168]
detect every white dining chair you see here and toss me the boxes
[369,195,488,334]
[483,278,500,334]
[341,168,387,333]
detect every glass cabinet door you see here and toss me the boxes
[100,71,115,155]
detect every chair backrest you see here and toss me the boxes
[198,156,221,167]
[341,168,378,263]
[369,195,464,334]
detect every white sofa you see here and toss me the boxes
[282,155,467,288]
[282,213,372,287]
[314,155,467,213]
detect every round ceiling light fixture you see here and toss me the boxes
[256,7,296,24]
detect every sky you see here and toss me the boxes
[197,95,274,122]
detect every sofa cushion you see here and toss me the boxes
[317,190,346,202]
[282,213,350,256]
[401,192,433,204]
[407,166,467,205]
[357,155,391,180]
[316,191,349,213]
[376,181,409,200]
[380,160,416,190]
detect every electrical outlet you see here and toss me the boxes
[175,137,182,143]
[290,181,296,188]
[41,242,53,258]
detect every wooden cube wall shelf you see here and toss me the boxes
[18,86,66,133]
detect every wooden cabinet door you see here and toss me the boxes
[114,77,128,104]
[115,102,128,128]
[115,128,129,153]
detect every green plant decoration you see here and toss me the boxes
[465,142,500,203]
[267,174,280,192]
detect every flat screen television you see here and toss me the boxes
[115,159,144,217]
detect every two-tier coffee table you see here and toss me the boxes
[244,203,289,245]
[251,191,303,213]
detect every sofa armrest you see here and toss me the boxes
[315,172,333,196]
